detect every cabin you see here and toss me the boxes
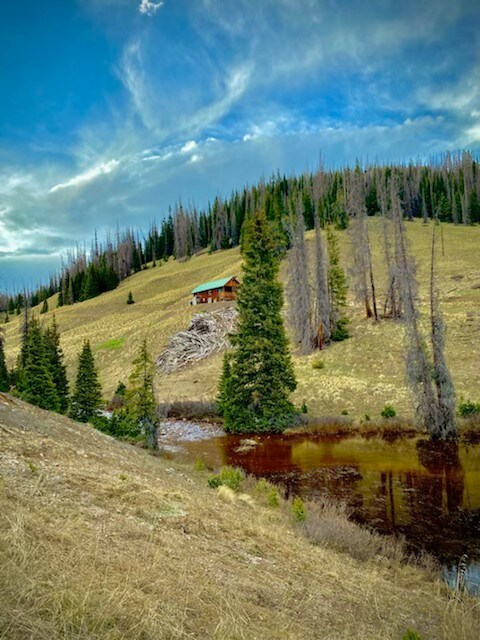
[191,276,240,304]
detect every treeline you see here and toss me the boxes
[1,150,479,314]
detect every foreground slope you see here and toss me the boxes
[1,393,478,639]
[4,220,480,418]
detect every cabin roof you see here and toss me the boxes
[191,276,237,294]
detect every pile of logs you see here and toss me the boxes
[157,307,238,374]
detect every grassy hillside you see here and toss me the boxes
[1,392,479,639]
[4,219,480,419]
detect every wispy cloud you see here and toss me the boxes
[49,159,120,193]
[138,0,164,16]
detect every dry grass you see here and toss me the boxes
[3,219,480,420]
[1,393,480,639]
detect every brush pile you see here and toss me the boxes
[157,307,238,373]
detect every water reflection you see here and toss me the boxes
[160,426,480,592]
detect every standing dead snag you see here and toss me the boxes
[346,168,378,321]
[429,222,457,439]
[286,201,314,354]
[313,211,331,349]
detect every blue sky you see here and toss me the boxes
[1,0,479,290]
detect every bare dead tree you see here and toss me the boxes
[429,222,457,439]
[286,198,314,354]
[313,211,331,349]
[346,169,378,320]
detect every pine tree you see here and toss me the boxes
[217,352,232,416]
[220,209,297,433]
[0,329,9,392]
[21,317,60,411]
[4,312,9,324]
[71,340,102,422]
[40,298,48,314]
[44,316,70,413]
[127,291,135,305]
[125,339,157,447]
[326,226,349,340]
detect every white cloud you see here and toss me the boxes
[189,154,202,163]
[49,159,120,193]
[139,0,164,16]
[181,140,197,153]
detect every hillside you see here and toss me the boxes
[1,392,479,639]
[3,219,480,419]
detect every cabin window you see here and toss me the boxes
[224,286,232,292]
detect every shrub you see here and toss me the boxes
[255,478,269,495]
[207,467,245,491]
[458,399,480,417]
[301,401,308,414]
[331,318,349,342]
[311,358,325,370]
[219,466,245,491]
[267,487,280,507]
[402,632,423,640]
[364,413,370,421]
[127,291,135,305]
[291,497,307,522]
[194,458,206,472]
[381,405,396,419]
[341,409,349,415]
[207,475,222,489]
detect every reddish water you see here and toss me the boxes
[159,423,480,592]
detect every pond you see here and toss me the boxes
[158,422,480,593]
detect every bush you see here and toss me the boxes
[291,497,307,522]
[207,466,245,492]
[402,632,423,640]
[127,291,135,305]
[331,318,349,342]
[458,399,480,417]
[267,487,280,507]
[311,358,325,370]
[207,475,222,489]
[91,412,141,439]
[301,401,308,414]
[341,409,349,415]
[381,405,397,419]
[194,458,206,472]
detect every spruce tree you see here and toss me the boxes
[44,317,70,413]
[326,226,349,340]
[40,298,48,314]
[71,340,102,422]
[0,330,9,392]
[21,317,60,411]
[126,339,157,447]
[127,291,135,305]
[220,209,297,433]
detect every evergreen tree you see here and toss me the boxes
[44,317,69,413]
[326,226,349,340]
[125,339,157,447]
[40,298,48,314]
[4,312,9,324]
[71,340,102,422]
[220,209,297,433]
[0,330,9,392]
[21,317,60,411]
[127,291,135,305]
[217,352,232,416]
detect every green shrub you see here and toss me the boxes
[127,291,135,305]
[381,405,396,419]
[331,318,349,342]
[219,466,245,491]
[207,475,222,489]
[341,409,349,416]
[458,399,480,417]
[311,358,325,370]
[267,487,280,507]
[194,458,206,472]
[301,401,308,414]
[207,467,245,491]
[256,478,269,495]
[364,413,370,421]
[402,631,423,640]
[292,496,307,522]
[28,462,37,473]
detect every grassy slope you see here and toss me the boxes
[4,219,480,419]
[1,392,478,639]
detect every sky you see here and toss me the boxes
[1,0,479,291]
